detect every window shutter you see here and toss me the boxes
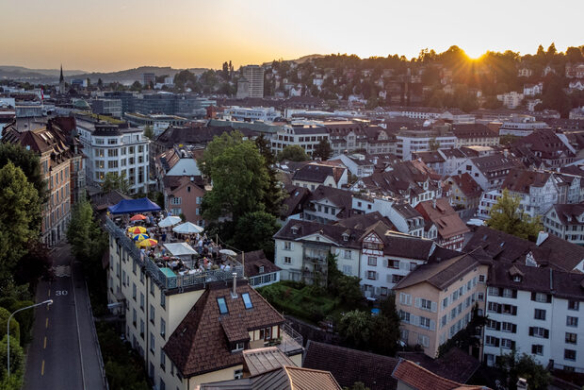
[290,243,294,250]
[415,298,421,308]
[383,259,388,268]
[399,293,405,304]
[411,315,419,326]
[430,320,436,331]
[431,302,437,313]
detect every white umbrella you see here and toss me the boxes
[173,222,204,234]
[158,216,182,228]
[163,242,198,257]
[219,249,237,257]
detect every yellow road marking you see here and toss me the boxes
[45,318,49,328]
[47,304,50,312]
[48,289,51,297]
[43,336,47,349]
[41,360,45,376]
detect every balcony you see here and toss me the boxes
[276,323,303,356]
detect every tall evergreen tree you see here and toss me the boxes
[255,135,285,217]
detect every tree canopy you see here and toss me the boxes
[101,172,130,195]
[486,189,542,241]
[277,145,309,162]
[313,139,333,161]
[201,132,270,221]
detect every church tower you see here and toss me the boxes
[59,65,66,94]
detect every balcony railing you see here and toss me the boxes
[277,322,303,355]
[104,218,243,291]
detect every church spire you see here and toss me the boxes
[59,65,64,83]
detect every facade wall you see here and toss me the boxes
[41,152,72,247]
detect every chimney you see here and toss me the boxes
[536,231,549,246]
[231,272,238,298]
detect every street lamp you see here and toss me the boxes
[7,299,53,377]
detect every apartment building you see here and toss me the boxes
[271,124,329,157]
[483,263,584,373]
[394,252,489,358]
[104,216,302,390]
[543,203,584,246]
[237,65,265,99]
[455,153,521,191]
[77,117,150,194]
[396,129,457,161]
[451,123,499,148]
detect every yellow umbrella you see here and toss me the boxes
[128,226,147,234]
[138,238,158,248]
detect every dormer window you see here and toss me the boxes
[342,234,349,242]
[513,275,522,283]
[291,226,298,235]
[232,342,245,352]
[259,266,265,274]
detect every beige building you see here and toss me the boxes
[105,217,303,390]
[237,65,264,99]
[394,252,489,358]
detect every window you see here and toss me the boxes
[160,292,166,308]
[417,334,429,348]
[150,305,155,324]
[259,327,272,340]
[367,271,377,280]
[532,292,551,303]
[399,293,412,306]
[234,369,244,380]
[486,336,500,347]
[232,342,245,352]
[420,299,432,311]
[171,197,182,205]
[367,257,377,266]
[140,293,144,310]
[565,349,576,361]
[532,344,543,355]
[217,297,228,314]
[161,318,166,338]
[479,275,486,283]
[502,322,517,333]
[534,309,546,321]
[529,327,549,339]
[133,283,137,300]
[343,250,351,259]
[160,348,166,371]
[567,316,578,327]
[565,332,577,344]
[392,274,404,283]
[388,259,399,269]
[150,332,155,353]
[284,257,291,264]
[242,293,253,309]
[132,309,137,326]
[420,317,431,329]
[442,297,449,308]
[380,287,388,296]
[400,328,409,341]
[568,300,580,311]
[140,319,144,338]
[501,339,515,349]
[283,241,292,251]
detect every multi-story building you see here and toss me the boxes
[446,173,482,213]
[291,163,348,191]
[237,66,264,99]
[271,124,329,157]
[451,123,500,148]
[222,106,280,122]
[543,203,584,245]
[125,113,188,137]
[394,252,489,358]
[454,153,521,191]
[91,98,123,118]
[396,128,457,161]
[77,117,150,194]
[104,216,303,390]
[415,199,470,251]
[483,263,584,373]
[2,120,77,247]
[498,116,550,137]
[302,185,353,224]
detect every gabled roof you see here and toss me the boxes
[396,347,480,384]
[378,231,436,260]
[470,153,521,176]
[303,341,398,390]
[306,185,353,219]
[292,163,346,185]
[447,173,482,198]
[415,199,470,240]
[464,227,584,272]
[501,169,552,194]
[334,211,394,231]
[391,359,489,390]
[163,281,286,377]
[452,123,498,139]
[394,251,488,291]
[242,347,294,377]
[547,203,584,226]
[235,250,280,278]
[281,184,309,218]
[273,220,365,250]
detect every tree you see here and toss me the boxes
[143,125,154,140]
[498,350,550,390]
[337,310,371,349]
[130,81,142,92]
[201,132,270,221]
[0,143,47,204]
[277,145,309,162]
[327,253,362,307]
[0,335,24,384]
[486,189,542,241]
[97,78,103,88]
[101,172,130,194]
[0,163,40,285]
[313,139,333,161]
[255,135,285,217]
[233,211,279,260]
[67,199,107,269]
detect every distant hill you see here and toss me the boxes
[262,54,324,66]
[72,66,209,84]
[0,66,86,81]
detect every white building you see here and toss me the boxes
[223,106,281,122]
[396,129,457,161]
[497,92,524,109]
[77,117,150,194]
[484,263,584,373]
[498,116,550,137]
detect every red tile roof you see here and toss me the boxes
[391,359,490,390]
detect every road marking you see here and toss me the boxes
[43,336,47,349]
[55,290,68,296]
[41,360,45,376]
[48,289,51,297]
[45,318,49,328]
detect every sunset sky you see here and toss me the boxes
[2,0,583,72]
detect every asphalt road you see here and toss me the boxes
[23,242,107,390]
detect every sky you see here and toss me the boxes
[1,0,583,72]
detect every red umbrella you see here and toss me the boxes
[130,214,147,221]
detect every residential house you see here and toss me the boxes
[497,92,524,109]
[511,129,576,169]
[464,227,584,273]
[2,120,76,247]
[523,83,543,97]
[236,250,281,288]
[280,184,309,221]
[394,251,489,358]
[328,153,375,178]
[566,63,584,79]
[360,226,437,298]
[273,220,366,285]
[415,199,470,251]
[303,185,353,224]
[104,216,303,390]
[455,153,521,191]
[162,176,206,225]
[451,123,500,148]
[543,203,584,246]
[291,162,348,190]
[484,262,584,373]
[412,151,446,176]
[445,173,482,214]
